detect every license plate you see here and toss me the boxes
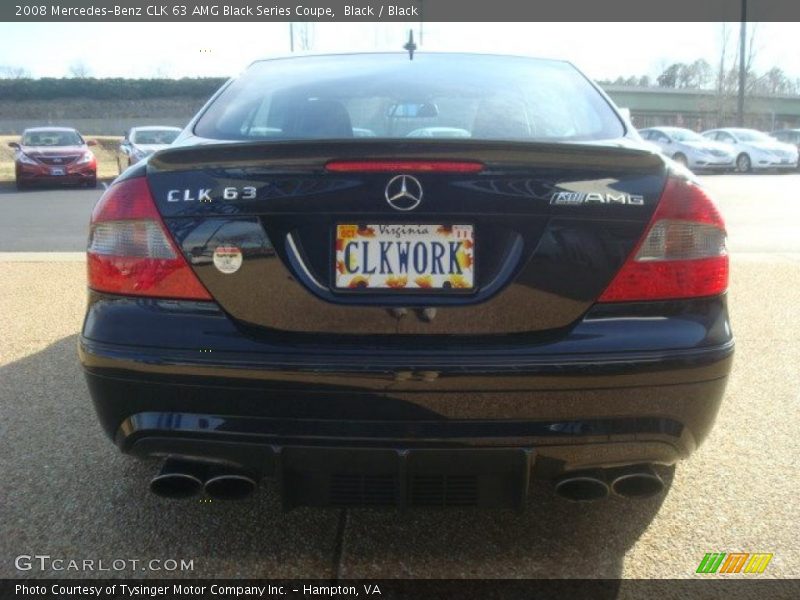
[50,168,65,176]
[335,224,475,290]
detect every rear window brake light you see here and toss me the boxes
[325,160,484,173]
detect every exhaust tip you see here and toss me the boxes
[611,469,664,499]
[204,473,257,500]
[149,459,208,499]
[150,473,203,499]
[554,472,609,502]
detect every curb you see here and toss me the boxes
[0,177,116,191]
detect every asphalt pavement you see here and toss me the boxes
[2,175,800,254]
[0,174,799,580]
[0,184,103,251]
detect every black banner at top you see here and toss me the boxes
[3,0,800,22]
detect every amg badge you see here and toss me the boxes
[550,191,645,206]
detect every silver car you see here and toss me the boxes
[639,127,735,172]
[771,129,800,170]
[701,128,799,172]
[117,126,182,174]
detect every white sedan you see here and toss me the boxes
[701,128,798,172]
[640,127,735,172]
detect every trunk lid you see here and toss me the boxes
[146,139,666,339]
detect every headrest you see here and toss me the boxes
[284,99,353,139]
[471,96,531,140]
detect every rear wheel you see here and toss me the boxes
[736,153,752,173]
[672,153,688,168]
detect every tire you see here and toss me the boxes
[673,153,688,168]
[15,179,27,191]
[736,153,752,173]
[117,157,123,175]
[86,177,97,189]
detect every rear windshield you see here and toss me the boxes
[194,54,625,143]
[22,130,82,146]
[132,129,180,144]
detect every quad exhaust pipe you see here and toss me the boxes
[151,459,661,502]
[149,459,257,500]
[554,469,610,502]
[204,468,258,500]
[609,465,665,499]
[554,464,664,502]
[149,459,207,499]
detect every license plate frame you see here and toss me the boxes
[333,223,476,292]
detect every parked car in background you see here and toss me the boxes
[639,127,735,172]
[701,128,798,172]
[9,127,97,190]
[770,129,800,168]
[80,53,733,509]
[117,126,182,173]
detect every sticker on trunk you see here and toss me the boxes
[213,246,243,274]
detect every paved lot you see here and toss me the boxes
[0,174,799,580]
[0,185,103,251]
[701,173,800,253]
[1,174,800,253]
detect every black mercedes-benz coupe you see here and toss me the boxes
[79,53,733,507]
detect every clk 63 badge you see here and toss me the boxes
[167,187,256,202]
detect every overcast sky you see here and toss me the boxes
[1,22,799,82]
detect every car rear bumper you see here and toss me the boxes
[17,166,96,185]
[79,291,733,491]
[692,160,734,170]
[753,161,797,170]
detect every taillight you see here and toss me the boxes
[87,177,211,300]
[598,177,728,302]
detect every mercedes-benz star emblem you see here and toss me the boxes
[385,174,423,211]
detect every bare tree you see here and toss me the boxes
[744,23,760,88]
[717,23,730,111]
[0,65,31,78]
[152,63,173,78]
[716,23,729,99]
[684,59,712,89]
[657,63,683,88]
[68,60,91,78]
[713,23,757,127]
[750,67,797,96]
[294,23,314,51]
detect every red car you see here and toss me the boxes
[9,127,97,190]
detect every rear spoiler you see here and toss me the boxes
[148,138,666,174]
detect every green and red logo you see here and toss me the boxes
[696,553,773,574]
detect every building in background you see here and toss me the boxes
[603,85,800,132]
